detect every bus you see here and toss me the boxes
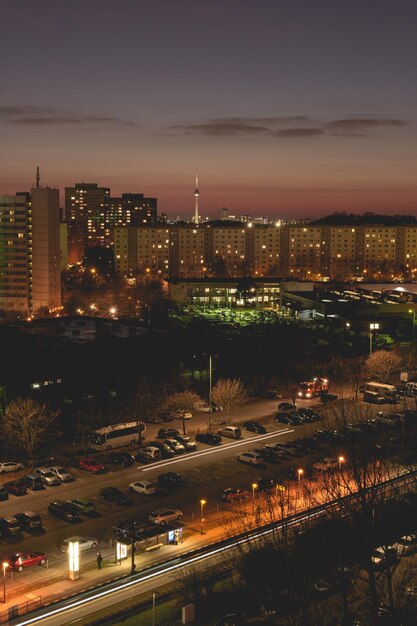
[364,382,397,399]
[90,422,146,451]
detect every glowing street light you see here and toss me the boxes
[200,499,206,535]
[409,309,416,340]
[338,455,345,471]
[109,306,117,317]
[251,482,258,514]
[369,322,380,355]
[297,468,304,484]
[2,562,9,603]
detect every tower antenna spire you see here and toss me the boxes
[36,166,40,188]
[193,172,200,224]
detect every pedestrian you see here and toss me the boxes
[96,552,103,570]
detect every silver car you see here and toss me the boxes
[0,461,24,474]
[49,466,75,483]
[148,508,183,525]
[60,536,98,553]
[34,467,61,486]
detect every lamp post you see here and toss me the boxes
[152,591,160,626]
[338,455,345,471]
[369,322,379,355]
[409,309,416,340]
[209,354,213,428]
[251,482,258,515]
[200,499,206,535]
[2,562,8,604]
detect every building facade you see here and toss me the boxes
[0,188,61,315]
[114,222,417,281]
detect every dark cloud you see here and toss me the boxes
[7,116,125,126]
[169,114,409,139]
[325,117,408,133]
[170,122,269,135]
[277,128,323,138]
[0,105,135,126]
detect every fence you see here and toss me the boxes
[0,596,41,624]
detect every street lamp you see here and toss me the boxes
[338,455,345,471]
[251,482,258,514]
[152,591,160,626]
[409,309,416,340]
[297,468,304,484]
[200,499,206,535]
[369,322,379,355]
[2,562,8,603]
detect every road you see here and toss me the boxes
[0,389,397,608]
[10,470,417,626]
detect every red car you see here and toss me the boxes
[79,457,106,474]
[7,551,47,572]
[221,488,249,503]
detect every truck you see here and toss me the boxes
[297,377,329,399]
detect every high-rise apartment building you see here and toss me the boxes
[0,192,31,313]
[65,182,110,263]
[0,186,61,315]
[31,187,61,312]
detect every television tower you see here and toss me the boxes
[193,173,200,224]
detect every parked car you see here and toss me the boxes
[49,466,75,483]
[14,512,42,532]
[278,402,296,412]
[129,480,156,495]
[196,432,222,445]
[0,487,8,501]
[67,498,96,515]
[320,392,338,402]
[146,415,163,424]
[212,403,224,412]
[236,451,263,465]
[34,467,61,486]
[101,452,134,468]
[375,412,402,427]
[6,551,47,572]
[23,474,44,491]
[99,487,132,506]
[136,446,162,462]
[163,438,186,454]
[257,478,282,493]
[221,487,249,502]
[364,391,386,404]
[298,408,321,422]
[171,411,193,420]
[218,426,241,439]
[60,536,98,553]
[194,402,212,413]
[259,389,281,399]
[390,534,417,556]
[157,427,180,439]
[5,480,27,496]
[79,457,106,474]
[148,508,183,525]
[0,516,22,538]
[147,440,175,458]
[173,434,197,451]
[243,421,266,434]
[0,461,24,474]
[48,501,81,523]
[157,472,182,489]
[159,412,174,422]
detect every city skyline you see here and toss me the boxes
[2,0,417,217]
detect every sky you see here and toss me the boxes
[1,0,417,218]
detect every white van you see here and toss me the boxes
[218,426,241,439]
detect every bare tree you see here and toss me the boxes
[211,379,247,425]
[2,398,59,465]
[127,379,165,448]
[163,390,201,434]
[364,350,402,383]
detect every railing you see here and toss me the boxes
[0,597,41,625]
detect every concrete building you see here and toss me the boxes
[31,186,61,313]
[0,187,61,315]
[65,182,110,263]
[0,192,32,313]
